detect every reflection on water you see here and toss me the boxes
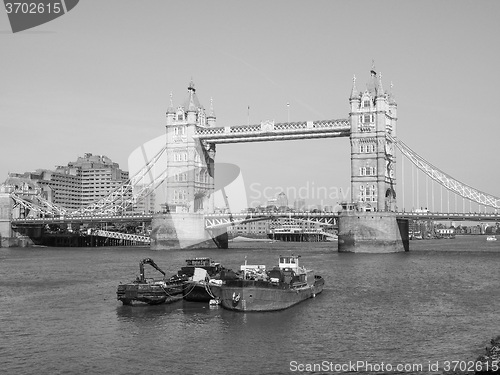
[0,236,499,374]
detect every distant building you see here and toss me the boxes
[266,198,277,207]
[294,199,306,211]
[228,220,269,236]
[276,192,288,208]
[466,225,483,235]
[4,153,129,211]
[133,185,156,213]
[435,228,455,238]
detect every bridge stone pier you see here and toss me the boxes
[338,212,409,253]
[0,192,13,246]
[150,212,227,250]
[0,190,41,247]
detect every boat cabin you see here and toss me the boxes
[277,255,311,285]
[279,255,300,273]
[178,257,222,278]
[185,257,216,267]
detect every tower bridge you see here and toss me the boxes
[2,66,499,251]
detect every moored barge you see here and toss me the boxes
[180,257,225,302]
[117,258,185,305]
[216,255,324,312]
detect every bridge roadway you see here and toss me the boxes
[193,119,351,143]
[396,212,500,222]
[10,211,500,228]
[11,213,154,225]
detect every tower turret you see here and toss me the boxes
[166,92,175,126]
[186,80,198,124]
[207,97,216,127]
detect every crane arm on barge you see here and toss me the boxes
[138,258,166,282]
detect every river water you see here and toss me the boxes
[1,236,499,375]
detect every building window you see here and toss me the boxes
[362,114,373,123]
[363,100,370,108]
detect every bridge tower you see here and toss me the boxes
[164,80,216,214]
[151,80,227,250]
[339,66,408,253]
[349,66,397,211]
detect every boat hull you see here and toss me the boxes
[183,281,221,302]
[117,282,184,305]
[217,276,324,312]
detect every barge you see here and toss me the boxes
[216,255,324,312]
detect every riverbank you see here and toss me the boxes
[230,236,270,242]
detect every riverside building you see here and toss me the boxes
[5,153,130,211]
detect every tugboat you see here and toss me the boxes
[117,258,185,305]
[215,254,324,312]
[180,258,236,302]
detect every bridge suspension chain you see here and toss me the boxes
[71,145,168,216]
[390,135,500,210]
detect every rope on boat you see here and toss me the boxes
[159,283,183,298]
[204,281,217,299]
[181,282,198,298]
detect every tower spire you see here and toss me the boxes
[350,74,358,99]
[377,72,385,96]
[166,91,175,114]
[187,79,197,112]
[207,97,216,118]
[188,78,195,92]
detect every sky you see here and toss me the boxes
[1,0,499,212]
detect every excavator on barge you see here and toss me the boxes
[117,258,186,305]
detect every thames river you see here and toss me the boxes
[1,236,499,374]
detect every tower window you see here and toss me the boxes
[363,114,373,123]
